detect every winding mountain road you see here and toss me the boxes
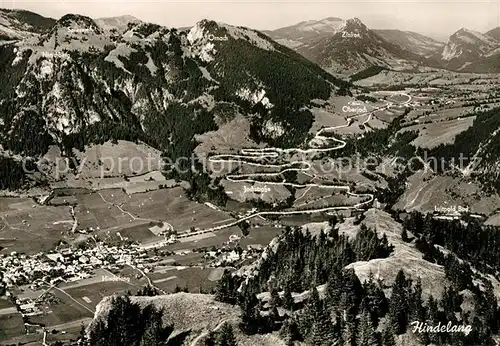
[141,93,412,248]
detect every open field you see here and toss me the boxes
[86,171,174,194]
[310,108,347,133]
[155,221,279,254]
[111,223,161,243]
[162,233,232,252]
[293,194,365,210]
[372,107,405,123]
[43,323,88,344]
[366,115,387,129]
[384,93,412,103]
[293,186,334,208]
[74,191,139,232]
[0,198,73,254]
[394,171,500,216]
[194,115,258,171]
[238,226,281,249]
[486,213,500,226]
[354,70,500,88]
[412,106,473,122]
[400,117,475,149]
[43,141,164,180]
[0,333,41,346]
[401,106,472,126]
[64,281,137,310]
[26,289,94,328]
[147,267,218,293]
[159,253,207,267]
[57,186,240,244]
[99,188,236,233]
[0,297,14,310]
[309,160,385,190]
[0,313,24,342]
[280,214,335,227]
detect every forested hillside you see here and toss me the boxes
[210,213,500,346]
[426,107,500,192]
[0,15,349,192]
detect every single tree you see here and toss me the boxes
[217,322,237,346]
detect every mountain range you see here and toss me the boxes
[0,7,499,189]
[0,8,56,40]
[265,16,500,75]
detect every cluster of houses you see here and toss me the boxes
[0,242,155,290]
[204,245,264,267]
[202,234,265,267]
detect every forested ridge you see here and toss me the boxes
[403,211,500,278]
[210,214,500,346]
[78,295,174,346]
[350,66,389,82]
[424,106,500,192]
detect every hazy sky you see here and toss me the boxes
[3,0,500,40]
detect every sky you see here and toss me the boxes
[2,0,499,40]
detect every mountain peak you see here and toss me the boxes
[186,19,219,44]
[99,14,140,22]
[94,15,141,33]
[449,27,498,45]
[344,17,368,31]
[56,13,102,34]
[347,17,364,25]
[316,17,344,25]
[342,17,369,35]
[453,27,486,39]
[440,26,499,67]
[187,19,276,54]
[452,27,492,38]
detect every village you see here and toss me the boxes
[0,229,265,320]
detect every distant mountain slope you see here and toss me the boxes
[94,15,141,33]
[486,27,500,41]
[434,28,500,72]
[374,29,444,56]
[267,17,423,75]
[264,17,345,49]
[299,18,423,74]
[0,8,55,41]
[441,28,498,61]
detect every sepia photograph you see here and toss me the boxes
[0,0,499,345]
